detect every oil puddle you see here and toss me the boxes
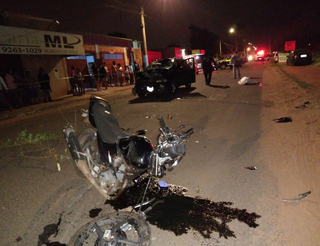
[37,213,66,246]
[89,208,103,218]
[108,178,261,239]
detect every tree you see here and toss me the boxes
[188,24,219,56]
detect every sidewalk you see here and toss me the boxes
[0,85,133,122]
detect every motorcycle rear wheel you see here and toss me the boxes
[75,128,98,178]
[68,211,151,246]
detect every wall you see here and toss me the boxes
[21,55,69,99]
[83,44,143,71]
[147,51,162,63]
[162,47,185,59]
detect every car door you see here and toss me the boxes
[172,58,195,87]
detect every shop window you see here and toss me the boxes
[103,54,123,60]
[67,56,87,59]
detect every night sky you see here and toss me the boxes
[1,0,320,52]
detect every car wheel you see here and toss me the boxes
[220,63,226,70]
[185,82,191,89]
[137,91,145,97]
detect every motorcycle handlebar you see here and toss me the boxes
[158,116,169,133]
[183,127,194,138]
[158,116,166,128]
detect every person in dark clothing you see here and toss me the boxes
[38,68,52,102]
[133,61,140,72]
[231,50,241,79]
[98,64,107,91]
[69,66,78,96]
[202,53,216,85]
[91,63,99,89]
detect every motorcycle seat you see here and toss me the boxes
[91,99,128,144]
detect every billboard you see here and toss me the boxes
[285,40,296,51]
[0,25,85,55]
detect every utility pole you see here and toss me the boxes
[140,6,148,69]
[104,3,149,69]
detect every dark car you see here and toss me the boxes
[132,58,196,97]
[286,49,312,66]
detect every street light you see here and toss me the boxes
[229,26,237,51]
[46,20,59,30]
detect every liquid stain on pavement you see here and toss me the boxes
[37,213,66,246]
[109,178,261,239]
[89,208,103,218]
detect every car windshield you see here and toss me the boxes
[147,58,173,70]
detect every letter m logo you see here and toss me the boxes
[44,35,62,48]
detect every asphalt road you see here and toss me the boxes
[0,62,267,246]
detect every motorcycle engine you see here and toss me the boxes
[98,155,138,196]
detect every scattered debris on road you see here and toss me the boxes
[295,101,310,109]
[282,191,311,202]
[241,166,257,170]
[158,180,169,190]
[273,117,292,123]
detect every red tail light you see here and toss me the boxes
[257,50,265,56]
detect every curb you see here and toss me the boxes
[0,85,133,122]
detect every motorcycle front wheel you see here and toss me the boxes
[75,128,98,178]
[68,211,151,246]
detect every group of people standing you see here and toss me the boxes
[0,68,52,111]
[84,61,140,92]
[202,50,242,85]
[69,66,85,96]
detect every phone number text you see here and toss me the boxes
[1,46,42,54]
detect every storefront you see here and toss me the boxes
[0,25,85,99]
[65,33,143,87]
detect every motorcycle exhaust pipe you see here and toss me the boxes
[63,126,84,162]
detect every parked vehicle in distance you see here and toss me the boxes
[132,57,196,98]
[286,49,313,66]
[274,51,289,63]
[217,55,232,69]
[255,50,266,61]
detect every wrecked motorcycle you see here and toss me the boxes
[63,96,194,200]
